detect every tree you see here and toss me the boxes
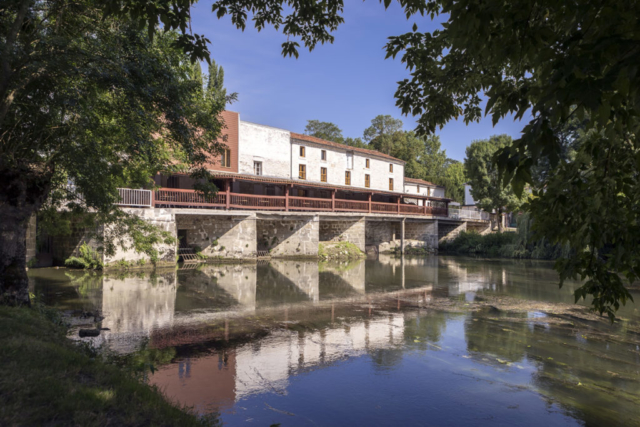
[304,120,344,143]
[465,136,523,232]
[363,115,404,143]
[1,1,226,305]
[386,0,640,318]
[206,59,232,105]
[343,137,368,149]
[442,161,465,204]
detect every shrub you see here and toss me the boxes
[64,243,103,270]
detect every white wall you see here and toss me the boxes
[290,140,404,192]
[238,121,291,178]
[464,184,476,205]
[404,183,446,201]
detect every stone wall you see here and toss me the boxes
[404,221,438,249]
[365,220,401,247]
[177,214,256,259]
[104,208,177,266]
[257,216,319,257]
[319,218,365,252]
[438,221,467,243]
[48,216,103,266]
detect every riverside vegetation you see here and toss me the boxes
[440,213,570,260]
[0,303,216,426]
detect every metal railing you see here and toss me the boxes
[448,208,490,221]
[116,188,153,207]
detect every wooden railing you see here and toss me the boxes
[371,202,398,213]
[229,193,286,210]
[155,188,225,207]
[144,188,459,218]
[289,196,333,211]
[116,188,153,207]
[334,199,369,212]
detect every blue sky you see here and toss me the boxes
[191,1,526,162]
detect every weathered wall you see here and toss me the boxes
[48,218,103,266]
[238,120,291,178]
[290,137,404,192]
[256,216,319,257]
[319,218,365,252]
[404,221,438,249]
[177,214,256,259]
[365,220,401,246]
[104,208,177,266]
[269,260,319,301]
[438,221,467,243]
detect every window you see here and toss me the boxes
[321,150,327,161]
[346,152,354,169]
[299,164,306,180]
[254,161,262,176]
[417,185,420,192]
[365,174,370,188]
[297,189,307,197]
[321,167,327,182]
[389,163,393,173]
[345,171,351,185]
[221,148,231,168]
[366,159,370,169]
[389,178,394,191]
[300,146,306,157]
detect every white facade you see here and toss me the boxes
[290,139,405,192]
[464,183,476,206]
[238,120,291,178]
[404,182,446,201]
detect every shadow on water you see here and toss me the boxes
[29,255,640,426]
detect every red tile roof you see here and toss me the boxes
[405,177,445,188]
[290,133,405,163]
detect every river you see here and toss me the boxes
[29,255,640,426]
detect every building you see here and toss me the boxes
[31,111,492,268]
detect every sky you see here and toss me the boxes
[191,1,527,162]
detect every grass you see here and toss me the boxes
[0,305,210,426]
[319,241,365,260]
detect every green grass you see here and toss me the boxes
[319,241,365,260]
[0,305,210,426]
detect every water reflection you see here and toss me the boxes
[29,256,640,426]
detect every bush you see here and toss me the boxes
[439,213,569,260]
[64,243,103,270]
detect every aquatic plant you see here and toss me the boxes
[64,243,103,270]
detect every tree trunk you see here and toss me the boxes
[497,209,504,233]
[0,164,51,306]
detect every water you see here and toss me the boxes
[29,256,640,426]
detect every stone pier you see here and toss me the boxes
[319,217,366,252]
[176,213,256,259]
[256,214,319,257]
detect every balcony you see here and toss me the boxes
[147,188,451,217]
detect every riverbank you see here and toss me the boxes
[439,230,567,259]
[0,305,210,426]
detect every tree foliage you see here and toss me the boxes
[304,120,344,143]
[0,0,227,304]
[386,0,640,318]
[465,136,524,231]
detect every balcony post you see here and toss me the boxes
[331,189,336,212]
[151,188,155,208]
[285,185,290,212]
[397,196,400,214]
[225,179,230,210]
[368,193,372,214]
[423,198,427,215]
